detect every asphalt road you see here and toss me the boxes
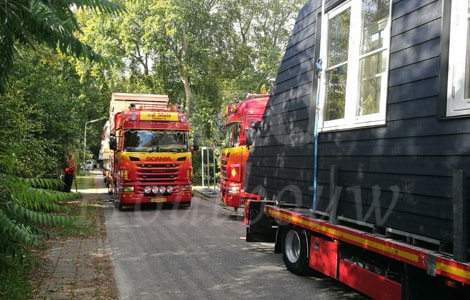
[104,195,368,300]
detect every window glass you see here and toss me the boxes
[327,10,351,66]
[326,66,348,120]
[326,9,350,121]
[465,18,470,99]
[357,0,389,116]
[448,1,470,116]
[223,123,241,148]
[123,130,188,152]
[361,0,389,53]
[358,53,384,115]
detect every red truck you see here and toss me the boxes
[108,93,198,210]
[219,94,268,210]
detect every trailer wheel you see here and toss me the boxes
[283,227,309,275]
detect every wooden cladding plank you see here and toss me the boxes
[391,0,441,36]
[389,38,440,70]
[392,0,438,23]
[315,169,451,200]
[390,19,441,53]
[388,57,440,87]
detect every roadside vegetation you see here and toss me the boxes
[0,167,102,299]
[0,0,305,298]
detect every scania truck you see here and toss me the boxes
[219,94,268,210]
[108,93,197,210]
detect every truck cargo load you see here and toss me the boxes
[244,0,470,298]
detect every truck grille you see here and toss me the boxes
[220,153,228,179]
[136,163,180,181]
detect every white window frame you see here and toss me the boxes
[318,0,391,131]
[447,0,470,117]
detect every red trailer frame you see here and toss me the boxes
[245,200,470,299]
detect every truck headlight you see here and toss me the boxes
[181,185,192,191]
[228,185,240,195]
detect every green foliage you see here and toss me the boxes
[0,45,108,177]
[0,0,125,94]
[0,1,311,297]
[0,143,78,273]
[74,0,305,151]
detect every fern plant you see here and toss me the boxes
[0,145,79,271]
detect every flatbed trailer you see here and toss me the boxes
[245,200,470,299]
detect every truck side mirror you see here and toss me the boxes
[109,130,116,150]
[192,132,200,152]
[246,121,260,146]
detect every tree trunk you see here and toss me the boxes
[182,76,191,116]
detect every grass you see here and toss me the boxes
[0,263,33,300]
[73,175,95,189]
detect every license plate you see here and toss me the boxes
[151,197,167,203]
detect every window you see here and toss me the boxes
[447,0,470,117]
[319,0,391,131]
[223,123,241,148]
[123,130,188,152]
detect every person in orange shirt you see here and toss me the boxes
[63,154,76,192]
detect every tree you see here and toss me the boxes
[0,44,107,177]
[218,0,305,97]
[74,0,305,148]
[0,0,124,94]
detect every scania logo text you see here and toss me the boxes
[146,157,172,161]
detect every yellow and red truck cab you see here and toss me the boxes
[219,94,268,209]
[109,94,194,210]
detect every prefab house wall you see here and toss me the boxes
[245,0,470,247]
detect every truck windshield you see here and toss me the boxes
[223,123,241,148]
[123,130,189,152]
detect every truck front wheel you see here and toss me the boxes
[283,227,310,276]
[114,199,123,211]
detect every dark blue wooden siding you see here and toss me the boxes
[245,0,319,206]
[245,0,470,245]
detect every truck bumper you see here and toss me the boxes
[221,192,242,208]
[221,188,261,208]
[119,190,192,205]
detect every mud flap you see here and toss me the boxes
[245,200,277,243]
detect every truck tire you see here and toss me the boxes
[282,227,310,276]
[114,199,122,211]
[179,201,191,208]
[113,196,123,211]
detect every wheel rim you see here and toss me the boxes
[285,229,301,263]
